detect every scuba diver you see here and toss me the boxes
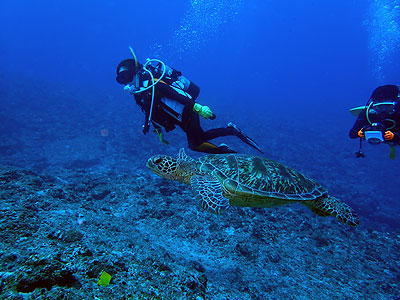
[115,49,262,154]
[349,84,400,159]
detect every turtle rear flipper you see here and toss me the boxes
[190,175,230,213]
[305,196,360,227]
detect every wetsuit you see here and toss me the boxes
[133,66,239,154]
[349,85,400,145]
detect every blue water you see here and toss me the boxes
[1,0,400,222]
[0,1,400,297]
[1,0,399,92]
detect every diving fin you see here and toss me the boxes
[389,144,396,160]
[228,122,263,153]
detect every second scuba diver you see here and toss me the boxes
[115,50,262,154]
[349,84,400,158]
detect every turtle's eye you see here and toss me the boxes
[153,157,163,165]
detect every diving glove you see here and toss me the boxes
[154,128,169,145]
[193,103,214,119]
[384,130,394,141]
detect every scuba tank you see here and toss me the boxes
[153,63,200,101]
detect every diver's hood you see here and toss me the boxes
[116,59,139,84]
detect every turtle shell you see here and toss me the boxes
[199,154,327,202]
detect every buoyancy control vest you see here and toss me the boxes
[152,62,200,101]
[148,62,200,123]
[135,60,201,125]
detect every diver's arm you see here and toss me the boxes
[134,93,151,134]
[156,82,216,119]
[349,112,367,139]
[142,111,150,134]
[391,131,400,144]
[395,114,400,144]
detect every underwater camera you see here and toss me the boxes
[363,123,386,144]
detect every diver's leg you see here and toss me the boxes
[202,123,263,153]
[191,141,237,154]
[202,127,236,140]
[182,113,236,154]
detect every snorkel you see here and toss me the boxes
[129,46,139,71]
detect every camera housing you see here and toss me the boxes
[363,123,386,144]
[364,131,384,144]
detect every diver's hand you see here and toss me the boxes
[384,131,394,140]
[142,123,150,134]
[193,103,214,119]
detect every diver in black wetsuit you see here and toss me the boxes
[116,56,262,154]
[349,84,400,158]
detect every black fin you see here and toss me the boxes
[228,123,263,153]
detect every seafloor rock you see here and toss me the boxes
[15,257,79,293]
[0,164,399,299]
[66,158,102,170]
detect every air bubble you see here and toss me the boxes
[152,0,244,62]
[366,0,400,81]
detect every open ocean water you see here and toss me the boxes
[0,0,399,299]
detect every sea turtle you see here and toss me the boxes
[146,149,360,226]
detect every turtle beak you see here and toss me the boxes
[146,155,175,178]
[146,158,153,168]
[146,156,159,175]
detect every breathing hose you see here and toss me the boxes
[365,99,397,130]
[127,47,168,129]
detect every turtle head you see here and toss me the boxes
[147,149,196,184]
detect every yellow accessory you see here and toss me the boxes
[129,46,138,71]
[196,142,218,151]
[154,129,169,145]
[389,145,396,160]
[384,130,394,140]
[193,103,214,119]
[357,129,365,138]
[97,271,112,286]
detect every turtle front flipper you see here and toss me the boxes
[190,175,230,213]
[305,196,360,227]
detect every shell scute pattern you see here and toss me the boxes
[200,154,326,200]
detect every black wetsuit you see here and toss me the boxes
[349,85,400,145]
[133,67,238,153]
